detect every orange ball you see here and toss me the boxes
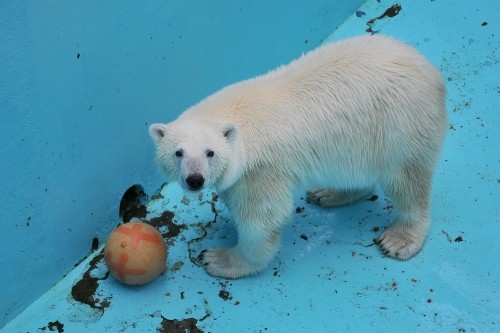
[104,222,167,285]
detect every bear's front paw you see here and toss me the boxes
[197,247,263,279]
[375,223,426,260]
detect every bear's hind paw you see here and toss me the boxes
[307,187,373,207]
[375,224,427,260]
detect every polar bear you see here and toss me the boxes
[149,35,447,279]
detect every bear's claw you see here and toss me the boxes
[197,250,208,265]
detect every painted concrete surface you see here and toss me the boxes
[0,0,361,326]
[2,0,499,332]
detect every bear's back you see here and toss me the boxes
[178,35,447,182]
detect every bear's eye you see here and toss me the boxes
[206,150,215,158]
[175,150,183,157]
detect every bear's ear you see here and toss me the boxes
[222,124,238,143]
[149,123,168,143]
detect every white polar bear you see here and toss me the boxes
[149,35,447,279]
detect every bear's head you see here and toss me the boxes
[149,120,240,192]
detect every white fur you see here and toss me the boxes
[150,35,447,279]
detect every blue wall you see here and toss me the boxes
[0,0,363,326]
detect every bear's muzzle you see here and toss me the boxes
[186,173,205,191]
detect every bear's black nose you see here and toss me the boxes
[186,173,205,190]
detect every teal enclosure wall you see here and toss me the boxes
[0,0,363,326]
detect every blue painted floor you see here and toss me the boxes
[3,0,498,332]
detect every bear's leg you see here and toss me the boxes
[306,187,374,207]
[198,222,283,279]
[198,183,292,279]
[376,163,433,260]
